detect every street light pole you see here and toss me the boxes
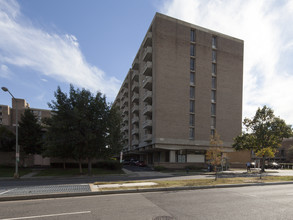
[1,87,19,178]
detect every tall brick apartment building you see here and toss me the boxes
[113,13,244,167]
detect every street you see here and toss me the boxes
[1,184,293,220]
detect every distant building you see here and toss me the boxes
[0,98,51,128]
[0,98,51,167]
[113,13,244,168]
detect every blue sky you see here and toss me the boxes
[1,0,293,125]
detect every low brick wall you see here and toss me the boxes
[229,162,246,169]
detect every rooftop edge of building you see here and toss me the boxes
[155,12,244,43]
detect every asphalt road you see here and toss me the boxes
[1,184,293,220]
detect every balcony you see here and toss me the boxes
[123,79,128,88]
[132,116,139,124]
[142,119,152,129]
[131,81,139,93]
[123,116,128,124]
[143,32,152,48]
[132,105,139,114]
[122,88,128,97]
[142,61,152,76]
[142,91,152,103]
[121,125,128,132]
[122,107,129,115]
[142,47,152,62]
[142,77,152,90]
[131,70,139,82]
[143,105,152,116]
[131,128,139,135]
[122,98,128,107]
[132,139,139,146]
[132,57,139,70]
[131,93,139,103]
[143,134,152,142]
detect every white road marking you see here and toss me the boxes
[0,189,16,195]
[0,211,91,220]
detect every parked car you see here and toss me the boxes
[129,159,137,166]
[122,160,130,165]
[265,162,281,169]
[135,161,146,167]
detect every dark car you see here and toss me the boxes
[122,160,130,165]
[129,159,137,166]
[135,161,146,167]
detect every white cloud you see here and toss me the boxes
[160,0,293,125]
[0,0,120,100]
[0,64,12,79]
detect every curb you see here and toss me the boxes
[1,181,293,202]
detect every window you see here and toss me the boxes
[191,30,195,42]
[190,100,195,113]
[212,36,217,48]
[211,90,216,102]
[211,103,216,115]
[212,63,216,75]
[212,77,216,89]
[190,44,195,56]
[190,58,195,70]
[189,114,195,126]
[189,127,195,139]
[212,50,216,62]
[190,72,195,85]
[211,117,216,128]
[211,129,215,137]
[190,86,195,99]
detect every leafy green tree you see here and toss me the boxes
[106,106,123,158]
[19,109,43,155]
[42,116,74,169]
[44,86,79,170]
[69,86,109,175]
[233,106,292,172]
[0,125,15,152]
[45,85,114,175]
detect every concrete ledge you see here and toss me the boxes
[1,181,293,202]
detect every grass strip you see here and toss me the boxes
[94,176,293,191]
[0,168,32,177]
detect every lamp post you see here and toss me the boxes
[1,87,19,178]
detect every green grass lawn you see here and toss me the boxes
[0,167,32,177]
[35,168,124,177]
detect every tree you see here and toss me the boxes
[206,131,224,180]
[19,109,43,155]
[0,125,15,152]
[106,106,123,158]
[206,147,222,180]
[44,85,113,175]
[233,106,292,172]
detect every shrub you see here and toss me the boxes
[94,161,122,170]
[185,165,202,171]
[154,166,166,171]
